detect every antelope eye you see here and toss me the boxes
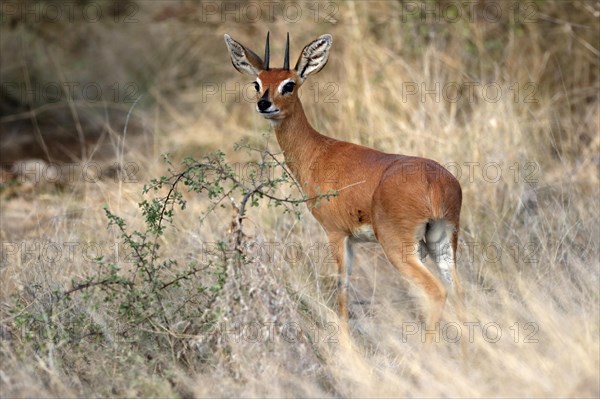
[253,81,260,92]
[282,81,295,94]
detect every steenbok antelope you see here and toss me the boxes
[224,32,464,335]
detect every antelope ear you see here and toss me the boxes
[224,34,264,76]
[294,34,332,82]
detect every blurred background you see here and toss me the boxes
[2,0,597,172]
[0,1,598,397]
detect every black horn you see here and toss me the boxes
[263,31,270,70]
[283,32,290,70]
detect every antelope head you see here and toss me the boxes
[224,32,332,123]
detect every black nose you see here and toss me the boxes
[257,99,271,112]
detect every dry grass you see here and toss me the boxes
[1,1,599,397]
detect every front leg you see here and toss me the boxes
[328,233,351,322]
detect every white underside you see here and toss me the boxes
[351,224,377,242]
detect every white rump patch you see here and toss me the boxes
[425,220,455,285]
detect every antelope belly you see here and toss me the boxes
[352,224,377,242]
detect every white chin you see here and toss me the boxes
[260,112,281,120]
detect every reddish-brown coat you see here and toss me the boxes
[259,71,462,242]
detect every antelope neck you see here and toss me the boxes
[272,100,331,183]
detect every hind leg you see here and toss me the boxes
[377,228,448,342]
[450,229,465,307]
